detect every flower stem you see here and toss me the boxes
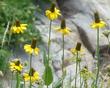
[62,34,65,88]
[95,28,100,88]
[107,38,110,54]
[29,54,32,69]
[24,80,25,88]
[11,72,13,88]
[8,31,12,46]
[84,80,88,88]
[69,72,72,88]
[1,21,10,49]
[48,20,52,60]
[75,52,78,88]
[16,72,20,88]
[79,62,81,88]
[29,54,32,88]
[46,20,52,88]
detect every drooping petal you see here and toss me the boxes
[45,7,61,20]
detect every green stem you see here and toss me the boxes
[16,72,20,88]
[75,52,78,88]
[29,54,32,88]
[69,72,72,88]
[1,21,10,49]
[107,38,110,54]
[8,31,12,46]
[84,80,88,88]
[95,28,100,88]
[48,20,52,60]
[45,65,48,88]
[62,34,65,88]
[107,37,110,45]
[24,80,25,88]
[79,62,81,88]
[46,20,52,88]
[29,54,32,69]
[11,72,13,88]
[81,81,83,88]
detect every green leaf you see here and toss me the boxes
[43,65,53,86]
[52,70,67,88]
[52,78,62,88]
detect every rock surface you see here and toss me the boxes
[34,0,110,87]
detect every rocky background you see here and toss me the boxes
[34,0,110,87]
[30,0,110,87]
[2,0,110,88]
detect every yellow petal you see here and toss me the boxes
[91,21,106,29]
[45,7,61,20]
[34,48,40,55]
[24,44,33,54]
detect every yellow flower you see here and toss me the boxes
[23,68,40,83]
[80,66,94,80]
[70,42,84,55]
[70,48,84,55]
[45,3,61,20]
[57,27,71,35]
[91,21,106,29]
[56,19,71,35]
[9,59,23,73]
[24,38,40,55]
[11,21,27,34]
[24,44,39,55]
[91,12,106,29]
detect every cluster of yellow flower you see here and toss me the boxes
[45,3,71,36]
[9,59,40,83]
[8,2,107,88]
[9,39,40,84]
[9,59,23,73]
[8,14,41,88]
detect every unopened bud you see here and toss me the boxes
[31,38,37,49]
[15,20,20,27]
[94,12,100,23]
[15,60,20,66]
[75,42,81,51]
[61,19,66,29]
[29,68,35,76]
[50,3,55,12]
